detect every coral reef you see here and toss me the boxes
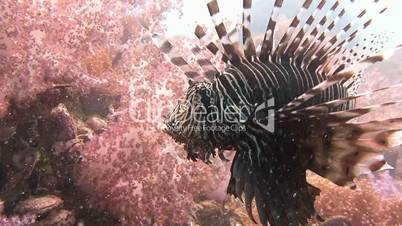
[311,172,402,226]
[0,195,76,226]
[0,1,230,224]
[0,86,122,225]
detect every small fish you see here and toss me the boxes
[141,0,402,225]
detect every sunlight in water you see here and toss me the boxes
[166,0,402,47]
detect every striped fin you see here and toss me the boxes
[281,83,402,116]
[300,1,352,67]
[242,0,257,60]
[286,0,340,60]
[150,34,201,80]
[347,118,402,132]
[194,24,230,63]
[261,0,391,79]
[342,31,392,70]
[137,18,202,82]
[280,95,401,126]
[302,99,402,126]
[280,54,385,112]
[274,0,316,59]
[304,1,377,70]
[190,45,219,80]
[259,0,284,61]
[228,143,319,226]
[207,0,242,64]
[300,1,343,64]
[307,120,402,186]
[279,70,354,112]
[341,40,400,95]
[300,5,345,67]
[332,7,387,66]
[317,1,388,75]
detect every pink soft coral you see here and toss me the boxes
[1,0,230,224]
[312,171,402,226]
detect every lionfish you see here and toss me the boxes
[140,0,402,225]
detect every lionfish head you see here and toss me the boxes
[164,82,216,162]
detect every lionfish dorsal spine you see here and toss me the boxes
[194,24,231,65]
[272,0,314,60]
[137,17,221,83]
[242,0,257,61]
[190,44,219,80]
[318,1,388,75]
[259,0,284,62]
[292,2,343,65]
[207,0,242,64]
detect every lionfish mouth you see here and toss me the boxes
[162,122,208,161]
[163,119,221,163]
[184,140,215,163]
[162,122,186,144]
[163,117,231,163]
[185,138,233,163]
[163,101,188,143]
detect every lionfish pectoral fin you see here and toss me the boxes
[303,114,402,186]
[227,148,317,226]
[277,83,402,123]
[279,50,393,113]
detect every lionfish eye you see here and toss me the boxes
[193,88,211,108]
